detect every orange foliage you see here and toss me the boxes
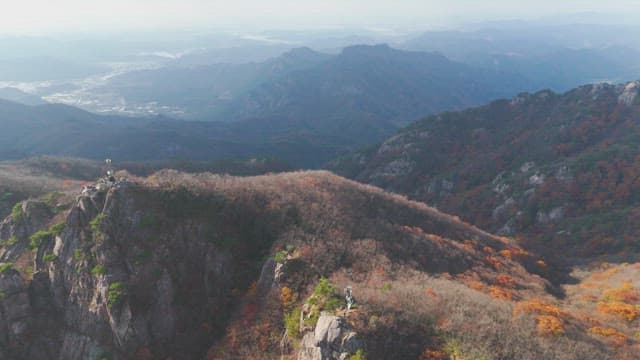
[499,249,514,259]
[602,282,639,303]
[462,240,475,251]
[280,286,296,309]
[535,315,564,336]
[482,246,495,253]
[494,275,517,289]
[597,301,639,321]
[514,300,563,317]
[485,256,502,269]
[425,288,438,298]
[499,248,528,260]
[489,286,514,300]
[574,313,599,325]
[467,280,485,291]
[588,327,627,347]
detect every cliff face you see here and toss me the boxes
[0,178,283,359]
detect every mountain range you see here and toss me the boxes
[96,44,534,123]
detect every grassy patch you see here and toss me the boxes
[284,307,301,339]
[43,253,58,262]
[91,265,106,276]
[0,262,14,274]
[108,282,126,309]
[29,223,66,251]
[10,203,24,222]
[347,349,366,360]
[0,236,19,247]
[29,230,52,250]
[90,214,106,236]
[273,250,288,263]
[301,278,345,327]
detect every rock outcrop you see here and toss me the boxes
[298,313,362,360]
[0,179,264,359]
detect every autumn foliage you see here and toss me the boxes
[535,315,564,337]
[488,286,514,300]
[588,327,628,347]
[596,302,639,322]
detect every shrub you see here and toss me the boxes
[91,265,106,276]
[494,275,517,288]
[29,230,52,250]
[602,282,639,303]
[284,308,301,339]
[0,262,14,274]
[74,249,85,262]
[43,253,58,262]
[10,203,24,222]
[280,286,297,309]
[514,300,563,317]
[90,214,106,236]
[29,223,66,251]
[108,282,126,309]
[535,315,564,336]
[597,301,639,321]
[0,236,18,247]
[588,327,627,347]
[49,222,65,236]
[310,277,337,303]
[489,286,514,300]
[273,250,288,263]
[348,349,366,360]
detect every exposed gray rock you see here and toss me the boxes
[520,162,535,173]
[298,312,362,360]
[529,173,545,186]
[492,197,516,221]
[618,81,639,106]
[0,180,242,359]
[536,206,564,224]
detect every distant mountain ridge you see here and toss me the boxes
[99,44,534,124]
[331,80,640,257]
[0,88,46,106]
[0,45,536,166]
[401,26,640,92]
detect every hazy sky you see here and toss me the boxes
[1,0,638,34]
